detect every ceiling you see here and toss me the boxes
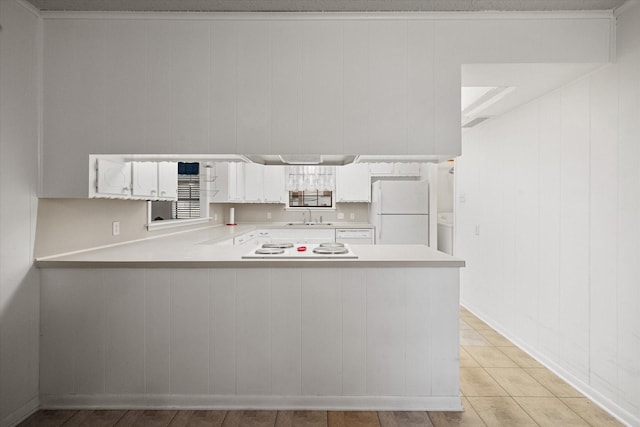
[461,63,604,128]
[26,0,627,12]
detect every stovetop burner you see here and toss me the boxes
[312,246,349,255]
[319,242,345,248]
[255,247,286,255]
[243,243,357,259]
[262,243,294,249]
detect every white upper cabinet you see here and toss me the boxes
[228,163,245,202]
[96,158,132,197]
[263,166,285,203]
[158,162,178,199]
[212,163,284,204]
[132,161,178,199]
[243,163,264,202]
[336,164,371,203]
[95,159,178,200]
[132,162,158,198]
[210,162,230,203]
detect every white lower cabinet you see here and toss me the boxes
[335,228,374,244]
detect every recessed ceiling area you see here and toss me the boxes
[26,0,626,12]
[461,63,604,128]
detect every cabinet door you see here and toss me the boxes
[132,162,158,198]
[263,166,284,203]
[243,163,264,203]
[228,163,245,202]
[336,164,371,202]
[211,162,229,202]
[96,158,132,197]
[158,161,178,199]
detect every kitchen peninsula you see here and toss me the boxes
[36,224,464,411]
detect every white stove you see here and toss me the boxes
[242,242,358,259]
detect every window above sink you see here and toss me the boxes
[286,165,336,210]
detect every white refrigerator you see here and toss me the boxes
[370,180,429,245]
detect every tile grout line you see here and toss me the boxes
[466,312,596,427]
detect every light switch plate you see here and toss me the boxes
[112,221,120,236]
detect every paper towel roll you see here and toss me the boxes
[229,207,235,225]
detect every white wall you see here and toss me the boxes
[0,1,41,425]
[40,12,613,197]
[456,2,640,425]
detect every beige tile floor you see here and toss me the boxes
[20,307,624,427]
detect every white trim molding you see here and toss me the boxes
[40,394,463,412]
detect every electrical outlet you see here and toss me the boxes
[267,212,272,219]
[337,212,344,220]
[350,213,355,220]
[112,221,120,236]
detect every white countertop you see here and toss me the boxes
[35,223,465,268]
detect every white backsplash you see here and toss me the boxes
[219,203,369,224]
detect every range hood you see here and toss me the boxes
[246,154,451,165]
[245,154,357,166]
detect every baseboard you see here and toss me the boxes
[40,394,462,412]
[460,302,638,427]
[0,396,39,427]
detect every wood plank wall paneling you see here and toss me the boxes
[38,267,461,408]
[40,15,612,197]
[457,5,640,422]
[0,1,40,424]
